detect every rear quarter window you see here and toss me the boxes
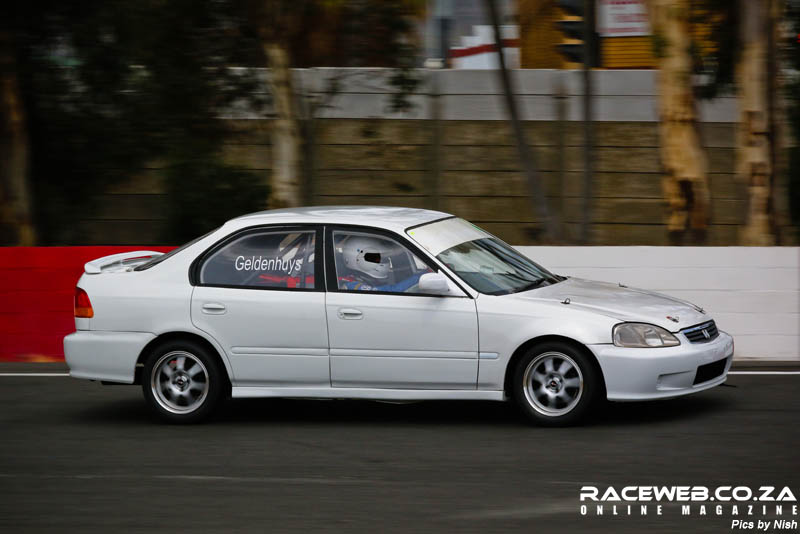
[134,228,219,271]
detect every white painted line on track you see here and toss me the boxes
[728,371,800,375]
[0,373,70,377]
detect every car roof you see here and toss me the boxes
[229,206,453,233]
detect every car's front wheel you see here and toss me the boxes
[512,341,601,426]
[141,340,224,423]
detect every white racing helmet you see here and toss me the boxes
[342,236,392,279]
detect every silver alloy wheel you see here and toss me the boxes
[150,351,209,414]
[522,351,584,416]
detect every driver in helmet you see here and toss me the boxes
[338,236,429,293]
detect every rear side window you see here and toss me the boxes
[199,230,316,289]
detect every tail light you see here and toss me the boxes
[74,287,94,318]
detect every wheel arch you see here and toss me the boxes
[503,335,607,398]
[134,331,232,393]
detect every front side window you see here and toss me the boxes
[407,218,561,295]
[199,229,316,289]
[331,230,432,293]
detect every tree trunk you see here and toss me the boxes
[646,0,709,244]
[264,42,302,209]
[737,0,775,245]
[579,0,595,245]
[0,31,36,245]
[484,0,561,242]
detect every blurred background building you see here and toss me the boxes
[423,0,517,67]
[520,0,653,68]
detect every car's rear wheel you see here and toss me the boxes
[142,340,224,423]
[512,341,600,426]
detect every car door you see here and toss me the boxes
[190,226,329,387]
[325,226,479,389]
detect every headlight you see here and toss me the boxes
[613,323,680,348]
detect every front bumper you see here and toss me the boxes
[589,331,734,401]
[64,331,155,383]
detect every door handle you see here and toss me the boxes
[201,302,227,314]
[337,308,363,320]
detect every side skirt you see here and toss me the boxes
[232,387,506,402]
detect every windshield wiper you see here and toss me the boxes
[512,278,548,293]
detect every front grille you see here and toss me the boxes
[693,357,728,385]
[681,320,719,343]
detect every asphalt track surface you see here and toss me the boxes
[1,367,798,533]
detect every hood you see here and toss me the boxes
[509,277,709,331]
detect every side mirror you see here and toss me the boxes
[418,272,450,295]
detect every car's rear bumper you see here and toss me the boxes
[64,331,155,384]
[589,331,734,401]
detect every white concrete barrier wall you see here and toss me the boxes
[516,246,800,362]
[224,69,737,122]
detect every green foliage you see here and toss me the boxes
[790,147,800,227]
[650,32,669,59]
[690,0,740,100]
[285,0,421,112]
[7,0,420,244]
[162,155,267,244]
[10,0,265,244]
[352,1,421,113]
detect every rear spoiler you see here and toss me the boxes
[84,250,164,274]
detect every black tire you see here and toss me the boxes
[511,341,601,426]
[141,339,225,423]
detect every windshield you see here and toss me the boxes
[134,228,218,271]
[407,218,561,295]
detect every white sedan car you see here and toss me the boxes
[64,207,734,425]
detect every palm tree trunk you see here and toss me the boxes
[264,42,302,208]
[737,0,776,245]
[647,0,709,244]
[0,31,36,245]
